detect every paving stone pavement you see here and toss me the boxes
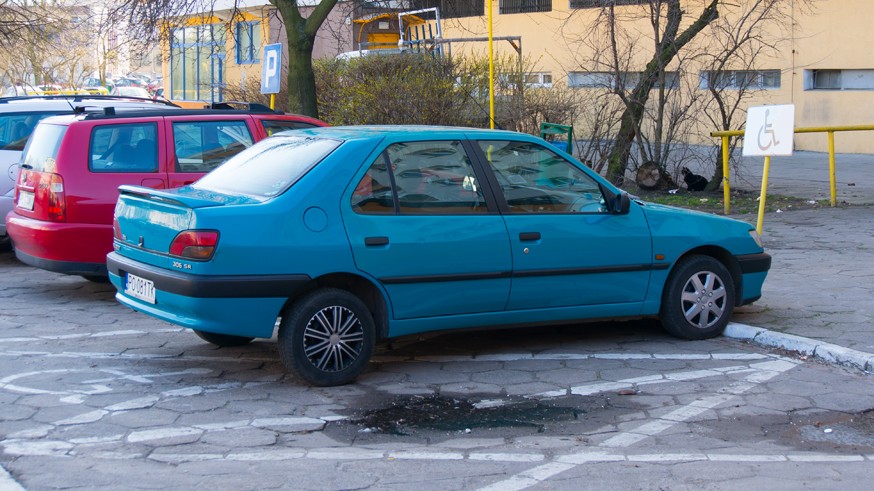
[725,151,874,370]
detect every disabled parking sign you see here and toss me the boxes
[742,104,795,156]
[260,43,282,94]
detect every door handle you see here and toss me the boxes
[519,232,541,241]
[365,236,389,246]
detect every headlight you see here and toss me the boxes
[748,229,763,249]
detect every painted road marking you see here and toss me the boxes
[476,359,799,491]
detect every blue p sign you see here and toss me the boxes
[261,43,282,94]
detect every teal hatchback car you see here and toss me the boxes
[108,126,770,386]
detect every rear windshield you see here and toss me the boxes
[192,135,340,200]
[0,112,62,151]
[21,123,67,172]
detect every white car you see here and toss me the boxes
[0,95,179,249]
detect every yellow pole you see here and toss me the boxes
[722,136,730,215]
[828,130,836,206]
[487,0,495,129]
[270,93,275,111]
[756,156,771,236]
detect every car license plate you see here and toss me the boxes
[125,273,156,304]
[17,191,34,211]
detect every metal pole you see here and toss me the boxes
[487,0,495,129]
[756,156,771,236]
[722,135,730,215]
[270,93,275,111]
[828,130,836,206]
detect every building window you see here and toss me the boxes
[805,69,874,90]
[699,70,781,90]
[170,24,226,102]
[500,0,552,15]
[570,0,648,8]
[568,71,679,89]
[235,21,260,64]
[408,0,484,19]
[526,72,553,87]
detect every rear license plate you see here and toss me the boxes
[17,191,34,211]
[125,273,156,304]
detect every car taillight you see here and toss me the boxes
[40,173,66,222]
[169,230,219,260]
[113,216,122,241]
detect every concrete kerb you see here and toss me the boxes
[725,323,874,375]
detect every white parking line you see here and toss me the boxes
[476,359,799,491]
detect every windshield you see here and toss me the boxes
[192,135,340,200]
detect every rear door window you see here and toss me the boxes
[89,123,159,173]
[172,120,254,172]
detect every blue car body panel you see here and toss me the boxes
[107,126,770,342]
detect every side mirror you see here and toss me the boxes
[614,192,631,215]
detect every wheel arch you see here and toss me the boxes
[669,246,743,307]
[280,273,390,340]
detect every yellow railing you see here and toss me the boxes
[711,125,874,218]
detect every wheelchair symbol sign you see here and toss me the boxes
[261,43,282,94]
[742,104,795,156]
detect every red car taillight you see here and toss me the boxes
[169,230,219,260]
[46,174,66,221]
[113,216,122,241]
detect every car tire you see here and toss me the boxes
[278,288,375,387]
[193,330,254,347]
[660,255,735,340]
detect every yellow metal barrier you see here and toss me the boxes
[711,125,874,216]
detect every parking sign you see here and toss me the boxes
[261,43,282,94]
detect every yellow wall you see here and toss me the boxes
[440,1,874,153]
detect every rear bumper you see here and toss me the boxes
[6,213,112,269]
[107,252,312,338]
[15,248,106,276]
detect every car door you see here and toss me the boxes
[473,139,653,311]
[341,137,512,321]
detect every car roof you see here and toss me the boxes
[0,95,177,113]
[289,125,529,142]
[36,108,320,125]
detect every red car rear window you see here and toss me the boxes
[21,123,67,172]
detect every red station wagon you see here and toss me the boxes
[7,106,326,280]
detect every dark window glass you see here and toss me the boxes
[352,141,488,215]
[570,0,648,8]
[173,120,254,172]
[500,0,551,15]
[89,123,158,173]
[477,140,606,214]
[0,112,60,151]
[408,0,484,19]
[261,119,319,137]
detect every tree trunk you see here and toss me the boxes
[270,0,338,119]
[605,0,720,184]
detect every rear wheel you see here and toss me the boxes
[660,255,735,340]
[193,330,254,347]
[278,288,375,387]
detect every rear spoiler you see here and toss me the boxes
[118,185,259,208]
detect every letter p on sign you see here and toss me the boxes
[260,43,282,94]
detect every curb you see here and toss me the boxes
[724,323,874,374]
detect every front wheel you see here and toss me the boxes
[193,330,254,347]
[660,255,735,340]
[278,288,375,387]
